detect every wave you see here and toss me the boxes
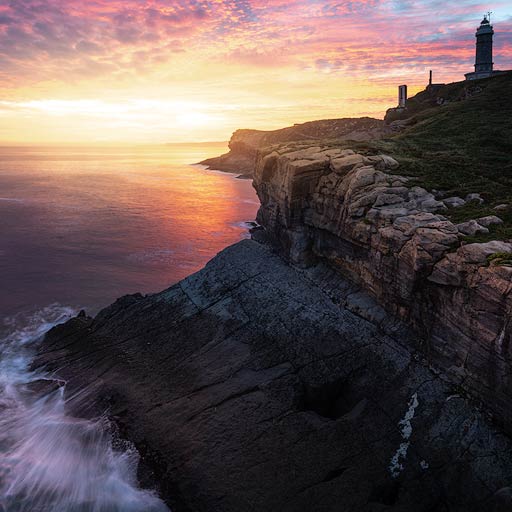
[0,197,23,203]
[0,305,170,512]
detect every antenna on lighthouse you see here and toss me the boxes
[487,11,493,23]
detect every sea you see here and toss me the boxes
[0,143,259,511]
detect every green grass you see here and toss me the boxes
[368,73,512,241]
[487,252,512,266]
[443,202,512,243]
[267,74,512,241]
[378,74,512,191]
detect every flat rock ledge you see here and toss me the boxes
[36,240,512,512]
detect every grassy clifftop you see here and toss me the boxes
[379,72,512,190]
[368,72,512,241]
[271,72,512,240]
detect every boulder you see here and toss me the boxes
[456,220,489,236]
[364,154,400,171]
[476,215,503,227]
[420,197,447,212]
[460,241,512,264]
[393,213,443,235]
[443,197,466,208]
[330,154,366,173]
[465,193,484,204]
[373,193,405,207]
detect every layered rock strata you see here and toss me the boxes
[253,143,512,430]
[36,240,512,512]
[32,136,512,511]
[200,118,392,176]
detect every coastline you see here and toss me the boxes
[34,237,512,511]
[24,73,512,510]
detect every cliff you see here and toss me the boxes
[253,142,512,431]
[33,74,512,510]
[200,117,392,176]
[35,240,512,511]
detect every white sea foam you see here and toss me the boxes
[0,305,170,512]
[232,220,258,229]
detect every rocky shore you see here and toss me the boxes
[35,145,512,510]
[35,239,512,511]
[35,76,512,510]
[253,142,512,432]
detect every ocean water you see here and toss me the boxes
[0,143,259,510]
[0,143,259,322]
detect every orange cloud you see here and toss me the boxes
[0,0,510,143]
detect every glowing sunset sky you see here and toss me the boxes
[0,0,511,143]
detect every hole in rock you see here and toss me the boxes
[369,481,401,506]
[301,377,364,420]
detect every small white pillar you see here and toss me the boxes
[398,85,407,108]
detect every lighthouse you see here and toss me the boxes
[474,15,494,74]
[465,14,498,80]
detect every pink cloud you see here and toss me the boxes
[0,0,510,89]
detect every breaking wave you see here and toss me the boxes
[0,305,170,512]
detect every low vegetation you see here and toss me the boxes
[487,252,512,267]
[263,73,512,241]
[374,72,512,241]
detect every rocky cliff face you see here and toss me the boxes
[253,143,512,431]
[35,240,512,512]
[32,138,512,511]
[200,118,392,176]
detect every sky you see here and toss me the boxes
[0,0,511,144]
